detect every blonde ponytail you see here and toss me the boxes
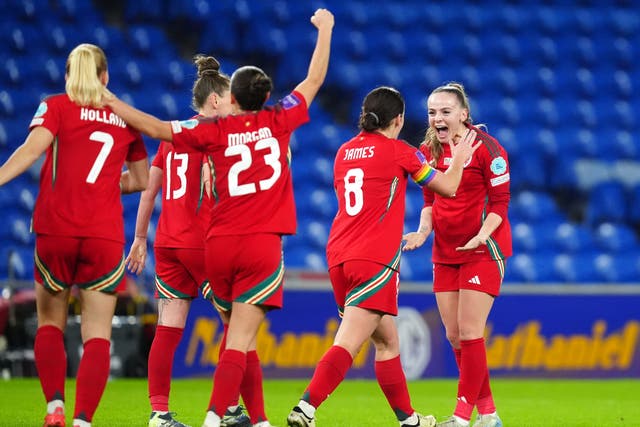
[65,43,108,108]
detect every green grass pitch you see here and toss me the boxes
[1,378,639,426]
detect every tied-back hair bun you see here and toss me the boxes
[366,111,380,126]
[250,73,272,92]
[195,55,220,78]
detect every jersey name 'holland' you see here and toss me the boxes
[29,94,147,243]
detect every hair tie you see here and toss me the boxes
[367,111,380,125]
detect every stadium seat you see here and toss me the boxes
[382,32,408,62]
[553,222,595,254]
[573,8,598,36]
[576,100,597,129]
[511,191,565,224]
[553,253,600,283]
[613,70,633,99]
[509,149,545,191]
[86,25,126,56]
[400,249,433,282]
[574,37,597,68]
[594,253,640,283]
[124,0,164,24]
[594,222,638,253]
[613,38,633,70]
[614,100,634,130]
[609,9,638,36]
[17,187,35,212]
[585,182,628,225]
[128,26,172,59]
[10,216,32,246]
[536,6,561,35]
[537,68,557,98]
[8,247,34,280]
[509,253,558,283]
[307,188,338,221]
[298,219,330,251]
[1,57,24,87]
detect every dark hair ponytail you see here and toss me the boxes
[358,86,405,132]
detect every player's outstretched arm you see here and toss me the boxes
[104,89,173,142]
[294,8,334,106]
[403,206,433,251]
[0,127,53,186]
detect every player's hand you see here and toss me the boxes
[125,237,147,275]
[456,235,487,251]
[311,8,334,30]
[449,128,480,164]
[402,230,431,251]
[101,87,117,107]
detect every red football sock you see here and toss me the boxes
[218,324,239,408]
[148,325,184,412]
[454,338,487,421]
[375,356,414,420]
[241,351,266,423]
[74,338,110,421]
[208,349,246,416]
[476,372,496,415]
[34,325,67,403]
[218,324,229,358]
[303,345,353,409]
[453,347,462,371]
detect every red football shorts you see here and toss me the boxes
[433,259,507,297]
[34,235,125,293]
[206,233,284,313]
[154,247,209,299]
[329,260,400,317]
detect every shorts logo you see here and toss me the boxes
[468,275,481,285]
[490,156,507,175]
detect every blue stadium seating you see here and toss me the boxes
[594,222,638,253]
[585,182,628,225]
[1,0,640,286]
[400,249,433,282]
[553,252,600,283]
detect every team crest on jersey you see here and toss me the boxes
[179,119,199,129]
[281,93,300,110]
[490,156,507,175]
[34,101,47,117]
[444,156,473,168]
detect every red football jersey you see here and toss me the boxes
[326,131,437,269]
[421,123,512,264]
[29,94,147,243]
[171,91,309,237]
[152,141,211,248]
